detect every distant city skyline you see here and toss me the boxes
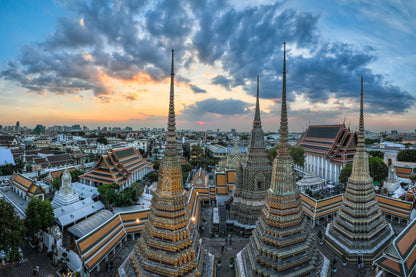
[0,1,415,133]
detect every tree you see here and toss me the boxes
[290,146,305,167]
[339,157,388,184]
[397,149,416,162]
[0,199,25,261]
[240,134,249,140]
[365,138,380,145]
[70,169,84,182]
[267,145,304,166]
[182,164,193,184]
[339,164,352,184]
[369,150,384,159]
[98,183,120,207]
[24,198,54,239]
[153,160,161,170]
[267,146,279,163]
[0,163,15,176]
[52,176,61,190]
[97,135,108,145]
[369,156,388,183]
[144,171,158,183]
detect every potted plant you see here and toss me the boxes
[217,257,222,267]
[332,258,337,272]
[229,257,234,268]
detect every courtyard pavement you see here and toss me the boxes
[0,242,56,277]
[0,186,28,218]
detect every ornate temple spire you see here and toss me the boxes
[253,75,262,128]
[358,76,365,151]
[349,76,371,183]
[277,41,291,161]
[165,49,177,157]
[123,49,215,276]
[230,73,272,227]
[324,76,393,263]
[235,42,321,276]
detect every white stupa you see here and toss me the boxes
[384,161,401,194]
[296,172,325,193]
[51,167,79,208]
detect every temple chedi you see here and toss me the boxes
[51,166,79,209]
[230,76,272,231]
[236,43,321,276]
[123,50,214,276]
[324,77,394,264]
[217,139,243,171]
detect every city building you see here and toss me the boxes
[230,76,272,232]
[324,77,394,264]
[236,43,321,276]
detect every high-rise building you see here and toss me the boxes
[230,76,272,233]
[236,43,321,276]
[121,50,214,276]
[324,77,394,263]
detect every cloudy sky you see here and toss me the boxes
[0,0,415,132]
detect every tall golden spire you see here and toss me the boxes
[277,41,291,161]
[165,49,177,157]
[349,76,371,183]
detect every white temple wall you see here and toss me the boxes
[304,153,343,185]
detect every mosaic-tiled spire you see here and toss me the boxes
[127,50,212,276]
[235,43,321,276]
[231,75,272,228]
[349,76,370,183]
[271,42,297,195]
[324,77,393,263]
[165,49,177,158]
[252,75,262,129]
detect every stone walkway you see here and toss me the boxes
[0,242,56,277]
[0,186,28,218]
[199,204,249,277]
[313,225,376,277]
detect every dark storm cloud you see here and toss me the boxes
[211,75,233,91]
[180,98,251,121]
[189,84,207,94]
[0,0,413,114]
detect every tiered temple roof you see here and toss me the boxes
[231,76,273,227]
[297,124,356,165]
[10,172,44,199]
[236,43,321,276]
[324,77,394,263]
[80,145,152,186]
[375,218,416,276]
[121,50,214,277]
